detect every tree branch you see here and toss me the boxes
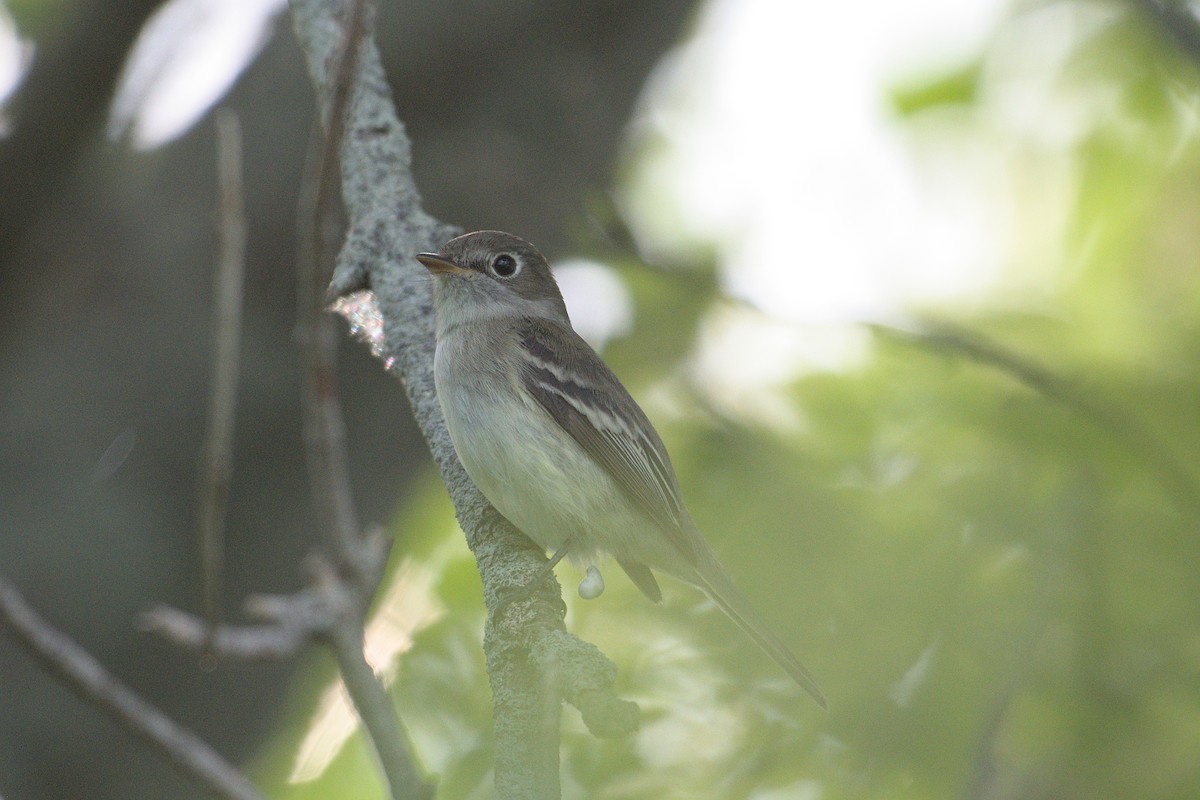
[329,622,431,797]
[292,2,433,797]
[295,0,368,572]
[0,578,264,800]
[873,321,1200,520]
[286,0,639,795]
[198,108,248,644]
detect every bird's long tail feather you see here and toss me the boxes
[691,552,827,710]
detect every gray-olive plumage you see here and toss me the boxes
[418,230,826,709]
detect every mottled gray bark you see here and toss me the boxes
[287,1,638,796]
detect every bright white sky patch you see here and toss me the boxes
[611,0,1020,425]
[555,259,634,351]
[624,0,1009,324]
[0,2,33,132]
[108,0,284,149]
[690,306,871,428]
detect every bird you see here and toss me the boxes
[417,230,826,709]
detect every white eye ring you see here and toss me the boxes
[489,253,520,278]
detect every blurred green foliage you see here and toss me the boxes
[258,2,1200,797]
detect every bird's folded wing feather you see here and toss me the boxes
[516,319,690,552]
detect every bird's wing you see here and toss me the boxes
[516,318,689,547]
[518,321,826,707]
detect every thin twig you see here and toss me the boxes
[293,1,434,797]
[0,578,264,800]
[294,0,366,570]
[145,528,391,661]
[143,603,310,662]
[198,108,248,648]
[330,624,433,799]
[874,321,1200,520]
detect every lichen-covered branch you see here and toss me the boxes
[286,0,638,797]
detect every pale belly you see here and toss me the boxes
[435,343,667,568]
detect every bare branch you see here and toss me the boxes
[142,604,309,662]
[146,526,391,657]
[286,0,640,795]
[151,525,428,795]
[291,2,437,796]
[330,624,433,800]
[0,579,264,800]
[289,65,402,800]
[873,321,1200,520]
[294,0,367,570]
[198,108,248,644]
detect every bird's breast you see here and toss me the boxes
[433,330,647,561]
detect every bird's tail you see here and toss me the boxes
[690,548,827,710]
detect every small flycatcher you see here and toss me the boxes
[418,231,826,709]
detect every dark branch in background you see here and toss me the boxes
[295,0,368,570]
[1,108,267,800]
[295,1,434,796]
[329,619,430,795]
[155,5,434,798]
[873,322,1200,520]
[0,579,264,800]
[1133,0,1200,64]
[0,0,162,267]
[143,602,310,662]
[198,108,248,646]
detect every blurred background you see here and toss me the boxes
[2,0,1199,798]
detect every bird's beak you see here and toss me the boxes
[416,253,471,276]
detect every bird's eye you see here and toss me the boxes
[490,253,519,278]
